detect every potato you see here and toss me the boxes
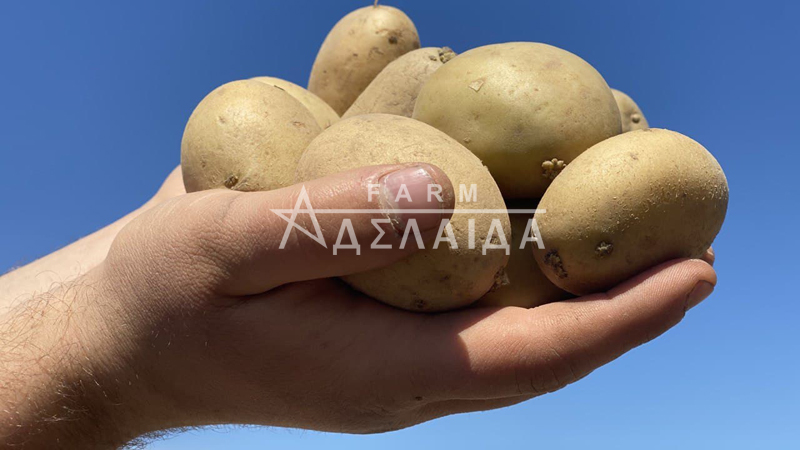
[533,129,728,295]
[477,201,572,308]
[612,88,649,132]
[181,80,321,193]
[308,4,420,115]
[251,76,339,129]
[296,114,510,312]
[342,47,456,119]
[413,42,621,199]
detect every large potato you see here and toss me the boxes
[308,4,420,115]
[478,201,571,308]
[413,42,621,198]
[612,88,649,132]
[342,47,456,119]
[181,80,321,193]
[251,76,339,129]
[533,129,728,295]
[296,114,510,312]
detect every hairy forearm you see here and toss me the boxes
[0,167,184,448]
[0,274,142,449]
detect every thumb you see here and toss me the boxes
[168,163,454,296]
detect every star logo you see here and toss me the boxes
[271,185,327,249]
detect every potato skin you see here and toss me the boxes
[533,129,729,295]
[308,5,420,116]
[251,76,340,129]
[413,42,622,199]
[477,201,571,308]
[296,114,510,312]
[612,88,649,132]
[181,80,321,193]
[342,47,456,119]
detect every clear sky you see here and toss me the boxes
[1,1,798,448]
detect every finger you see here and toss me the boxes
[414,258,716,400]
[701,246,715,266]
[172,163,454,295]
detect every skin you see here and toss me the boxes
[0,164,717,449]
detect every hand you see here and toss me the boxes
[0,163,717,449]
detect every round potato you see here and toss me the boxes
[296,114,510,312]
[612,88,649,132]
[251,76,339,129]
[478,201,571,308]
[342,47,456,119]
[533,129,728,295]
[308,4,420,115]
[181,80,321,193]
[413,42,622,198]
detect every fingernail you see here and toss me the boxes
[380,165,445,233]
[686,280,714,311]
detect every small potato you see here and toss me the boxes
[612,88,649,132]
[308,4,420,115]
[342,47,456,119]
[251,76,339,129]
[296,114,510,312]
[413,42,622,199]
[477,201,572,308]
[181,80,321,193]
[533,129,729,295]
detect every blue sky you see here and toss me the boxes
[1,0,799,448]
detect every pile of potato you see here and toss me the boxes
[180,3,728,312]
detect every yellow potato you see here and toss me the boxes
[612,88,649,132]
[308,4,420,115]
[181,80,321,193]
[296,114,510,312]
[413,42,621,198]
[533,129,728,295]
[478,201,572,308]
[343,47,456,119]
[251,76,339,129]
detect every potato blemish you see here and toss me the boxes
[223,175,239,189]
[595,241,613,257]
[544,250,568,278]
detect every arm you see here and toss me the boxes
[0,164,716,448]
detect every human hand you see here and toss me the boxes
[0,163,716,448]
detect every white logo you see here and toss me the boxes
[270,184,546,254]
[272,186,327,249]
